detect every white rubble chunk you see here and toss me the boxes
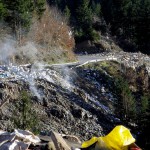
[14,129,41,144]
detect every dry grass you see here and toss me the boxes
[27,5,76,63]
[0,5,76,65]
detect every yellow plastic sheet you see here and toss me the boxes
[81,125,136,150]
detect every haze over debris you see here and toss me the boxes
[0,0,150,150]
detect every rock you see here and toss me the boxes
[63,135,81,144]
[49,106,66,119]
[63,135,81,150]
[0,83,4,88]
[0,133,16,144]
[0,140,29,150]
[14,129,41,144]
[136,65,149,91]
[38,135,52,142]
[43,98,49,107]
[76,40,92,50]
[50,131,71,150]
[48,141,56,150]
[71,108,84,119]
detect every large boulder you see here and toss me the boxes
[50,131,71,150]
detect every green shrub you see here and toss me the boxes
[11,91,40,134]
[89,29,100,42]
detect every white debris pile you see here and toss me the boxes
[0,64,73,90]
[0,130,81,150]
[14,129,41,144]
[0,129,40,150]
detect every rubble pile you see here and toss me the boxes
[0,129,81,150]
[0,52,149,149]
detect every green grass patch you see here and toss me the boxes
[83,60,121,78]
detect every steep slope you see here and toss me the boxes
[0,56,149,149]
[0,63,119,141]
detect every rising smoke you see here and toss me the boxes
[19,42,39,63]
[0,35,41,65]
[0,36,16,64]
[0,33,74,101]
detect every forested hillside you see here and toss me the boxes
[0,0,45,34]
[0,0,149,54]
[47,0,150,54]
[0,1,150,149]
[0,0,75,64]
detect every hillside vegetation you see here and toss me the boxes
[0,0,76,64]
[0,0,149,59]
[48,0,150,54]
[0,1,150,150]
[82,60,150,149]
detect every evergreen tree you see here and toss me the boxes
[115,77,137,122]
[76,0,92,29]
[101,0,150,53]
[0,0,7,20]
[64,5,71,21]
[0,0,45,43]
[11,91,39,133]
[33,0,45,17]
[3,0,33,42]
[91,1,101,16]
[141,94,149,114]
[75,0,93,41]
[135,0,150,53]
[137,94,150,149]
[4,0,32,27]
[137,94,149,130]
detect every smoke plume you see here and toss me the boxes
[0,36,16,64]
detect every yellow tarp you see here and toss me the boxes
[81,125,135,150]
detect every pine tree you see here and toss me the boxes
[135,0,150,53]
[76,0,92,29]
[1,0,45,43]
[137,94,150,149]
[0,0,7,20]
[75,0,93,41]
[4,0,32,26]
[101,0,150,53]
[137,94,149,129]
[3,0,33,42]
[95,3,101,16]
[64,5,71,21]
[141,94,149,114]
[33,0,45,17]
[11,91,39,133]
[91,1,101,16]
[3,0,45,30]
[115,77,137,122]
